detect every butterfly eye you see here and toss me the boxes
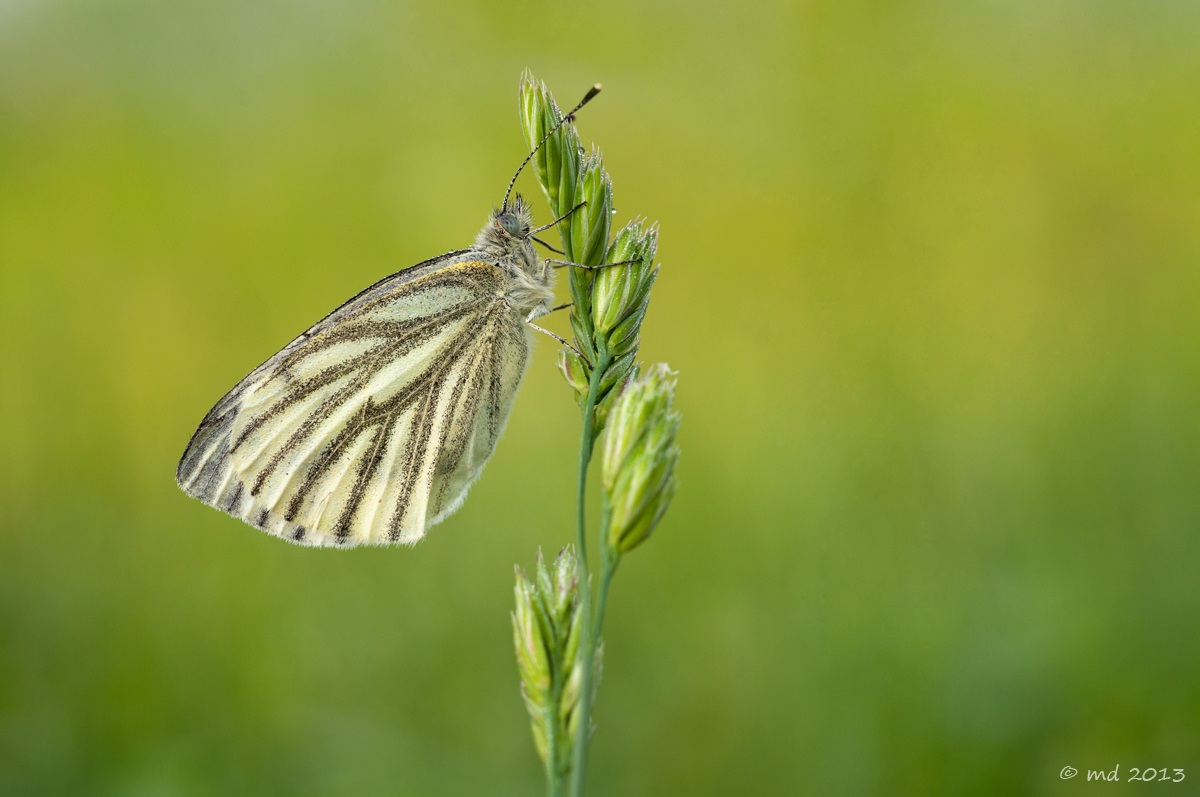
[499,214,521,236]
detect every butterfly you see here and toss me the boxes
[176,86,602,548]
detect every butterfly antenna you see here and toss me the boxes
[502,83,602,213]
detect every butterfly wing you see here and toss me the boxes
[177,254,532,547]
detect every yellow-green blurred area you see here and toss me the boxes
[2,0,1198,794]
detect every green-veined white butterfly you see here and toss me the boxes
[176,86,603,547]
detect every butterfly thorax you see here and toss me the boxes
[475,196,555,317]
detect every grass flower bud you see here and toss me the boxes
[601,364,681,554]
[592,222,658,342]
[511,548,584,782]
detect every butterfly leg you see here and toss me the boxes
[526,320,583,357]
[544,257,640,271]
[531,235,565,254]
[528,202,586,236]
[526,301,573,322]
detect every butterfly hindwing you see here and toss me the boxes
[177,254,532,547]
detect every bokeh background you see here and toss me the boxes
[2,1,1198,795]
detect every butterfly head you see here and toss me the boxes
[493,194,533,239]
[477,194,537,267]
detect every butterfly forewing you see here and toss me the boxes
[177,255,531,547]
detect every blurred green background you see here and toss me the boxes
[2,1,1198,795]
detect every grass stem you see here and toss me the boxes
[569,347,610,797]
